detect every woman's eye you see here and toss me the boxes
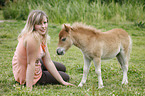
[61,38,66,41]
[44,22,47,24]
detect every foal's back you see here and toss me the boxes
[89,28,130,59]
[100,28,129,41]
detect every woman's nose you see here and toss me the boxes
[42,24,44,27]
[42,24,45,28]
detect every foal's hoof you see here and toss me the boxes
[78,83,83,87]
[122,80,128,85]
[98,85,104,89]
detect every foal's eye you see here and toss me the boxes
[61,38,66,41]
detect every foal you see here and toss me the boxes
[56,22,132,88]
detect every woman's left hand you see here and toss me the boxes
[62,81,75,86]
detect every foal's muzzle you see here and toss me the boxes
[56,47,65,55]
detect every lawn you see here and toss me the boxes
[0,18,145,95]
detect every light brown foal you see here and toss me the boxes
[56,22,132,88]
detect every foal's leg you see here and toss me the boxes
[93,57,104,88]
[78,55,91,87]
[116,51,128,84]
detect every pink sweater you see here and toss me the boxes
[12,37,44,85]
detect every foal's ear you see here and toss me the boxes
[64,24,72,33]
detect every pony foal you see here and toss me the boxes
[56,22,132,88]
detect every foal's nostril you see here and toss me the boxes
[56,49,60,55]
[56,49,63,55]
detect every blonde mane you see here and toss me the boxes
[71,22,101,33]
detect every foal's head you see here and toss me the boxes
[56,24,73,55]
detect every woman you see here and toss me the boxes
[12,10,74,90]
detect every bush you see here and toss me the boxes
[3,1,29,20]
[2,0,145,24]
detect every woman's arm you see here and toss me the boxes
[42,44,74,86]
[24,36,40,90]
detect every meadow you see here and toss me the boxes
[0,0,145,95]
[0,18,145,96]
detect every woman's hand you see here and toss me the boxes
[62,81,75,86]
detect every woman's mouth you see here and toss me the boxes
[41,29,45,32]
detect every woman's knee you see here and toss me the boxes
[53,61,66,72]
[59,71,70,82]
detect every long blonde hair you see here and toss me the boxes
[18,10,50,44]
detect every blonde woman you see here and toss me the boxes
[12,10,74,90]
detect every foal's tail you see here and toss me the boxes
[127,36,132,61]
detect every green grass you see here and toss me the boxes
[0,10,4,20]
[0,20,145,95]
[2,0,145,24]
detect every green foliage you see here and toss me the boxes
[3,1,29,20]
[89,0,145,4]
[2,0,145,24]
[0,20,145,95]
[135,21,145,28]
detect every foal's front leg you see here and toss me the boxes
[93,57,104,88]
[78,55,91,87]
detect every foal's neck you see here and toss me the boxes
[71,31,91,50]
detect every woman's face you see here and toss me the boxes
[34,16,48,36]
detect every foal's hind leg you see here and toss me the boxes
[78,55,91,87]
[116,51,128,84]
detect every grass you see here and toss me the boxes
[2,0,145,24]
[0,18,145,95]
[1,8,145,95]
[0,10,4,20]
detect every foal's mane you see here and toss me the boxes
[71,22,101,34]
